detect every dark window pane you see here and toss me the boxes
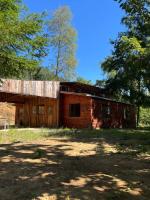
[48,106,52,115]
[124,108,130,120]
[32,106,37,115]
[19,108,24,115]
[102,104,111,118]
[39,106,44,115]
[69,104,80,117]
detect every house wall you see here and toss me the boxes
[60,93,92,128]
[60,82,109,97]
[0,79,60,98]
[15,97,58,128]
[60,93,136,129]
[92,98,136,129]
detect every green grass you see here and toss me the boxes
[0,128,150,154]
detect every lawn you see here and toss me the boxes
[0,128,150,200]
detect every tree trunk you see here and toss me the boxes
[55,40,61,79]
[137,105,140,127]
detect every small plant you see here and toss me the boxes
[65,196,71,200]
[32,148,46,159]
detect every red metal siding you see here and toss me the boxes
[92,98,136,129]
[60,94,136,129]
[60,93,92,128]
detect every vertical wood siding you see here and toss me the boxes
[15,97,58,128]
[0,79,60,98]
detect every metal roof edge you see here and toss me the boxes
[60,91,135,106]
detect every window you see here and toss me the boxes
[38,106,44,114]
[69,104,80,117]
[123,108,126,119]
[48,106,52,115]
[123,108,130,120]
[32,106,37,115]
[102,104,111,118]
[32,106,45,115]
[61,86,69,92]
[19,108,24,115]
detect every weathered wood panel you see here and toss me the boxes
[15,97,58,128]
[0,79,60,99]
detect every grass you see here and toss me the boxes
[0,128,150,200]
[0,128,150,155]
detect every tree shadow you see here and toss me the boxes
[0,136,150,200]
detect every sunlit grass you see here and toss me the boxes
[0,128,150,154]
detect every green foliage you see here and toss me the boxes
[115,0,150,38]
[76,76,92,85]
[48,6,77,81]
[0,0,48,79]
[23,67,55,80]
[101,0,150,126]
[95,80,107,88]
[102,36,147,104]
[32,148,46,159]
[139,107,150,127]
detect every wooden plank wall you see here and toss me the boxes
[15,97,58,127]
[0,79,60,99]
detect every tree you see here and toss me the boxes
[0,0,48,79]
[48,6,77,81]
[102,36,148,125]
[139,107,150,127]
[76,76,92,85]
[22,67,55,80]
[114,0,150,92]
[101,0,150,126]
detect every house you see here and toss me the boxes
[0,79,136,129]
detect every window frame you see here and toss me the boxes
[38,105,45,115]
[102,104,111,119]
[48,106,52,115]
[123,107,130,120]
[69,103,81,117]
[19,107,24,115]
[32,106,37,115]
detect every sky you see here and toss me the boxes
[23,0,125,83]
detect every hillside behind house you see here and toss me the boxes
[0,103,15,127]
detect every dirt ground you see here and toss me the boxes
[0,136,150,200]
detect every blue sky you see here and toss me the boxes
[23,0,125,83]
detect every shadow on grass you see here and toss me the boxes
[45,128,150,155]
[0,130,150,200]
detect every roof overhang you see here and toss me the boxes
[60,91,134,106]
[0,79,60,99]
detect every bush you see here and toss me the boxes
[139,107,150,127]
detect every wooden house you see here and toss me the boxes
[0,79,136,129]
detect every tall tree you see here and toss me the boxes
[48,6,77,81]
[101,0,150,126]
[0,0,48,79]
